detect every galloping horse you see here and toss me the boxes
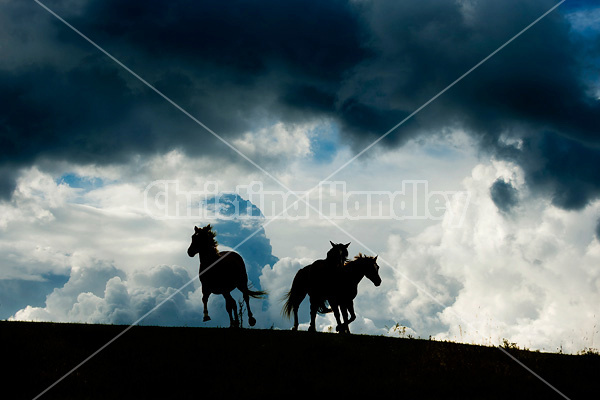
[187,224,267,328]
[336,254,382,333]
[282,241,350,332]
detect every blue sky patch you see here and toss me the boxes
[309,123,340,164]
[57,173,106,191]
[0,273,70,320]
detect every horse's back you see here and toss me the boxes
[217,250,244,264]
[307,259,338,281]
[200,251,247,293]
[304,259,338,300]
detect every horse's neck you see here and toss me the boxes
[345,261,366,286]
[199,247,220,267]
[326,254,342,268]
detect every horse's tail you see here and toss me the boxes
[243,281,268,299]
[281,291,294,319]
[281,267,309,319]
[284,294,330,315]
[316,299,332,314]
[246,288,268,299]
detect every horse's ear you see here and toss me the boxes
[330,240,335,247]
[194,226,200,233]
[374,255,378,261]
[205,224,211,230]
[344,242,350,248]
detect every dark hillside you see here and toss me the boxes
[1,321,597,399]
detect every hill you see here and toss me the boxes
[1,321,597,399]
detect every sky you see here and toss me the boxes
[1,0,599,354]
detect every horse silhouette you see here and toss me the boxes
[187,224,266,328]
[282,241,350,332]
[332,253,382,333]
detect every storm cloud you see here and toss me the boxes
[1,0,599,210]
[490,178,518,213]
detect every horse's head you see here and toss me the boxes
[363,255,382,287]
[328,241,350,268]
[187,224,218,257]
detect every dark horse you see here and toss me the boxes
[334,254,382,333]
[187,224,267,328]
[282,241,350,332]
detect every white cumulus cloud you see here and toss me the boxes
[381,161,600,353]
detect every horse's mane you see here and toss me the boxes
[345,253,375,266]
[201,225,219,252]
[353,253,375,260]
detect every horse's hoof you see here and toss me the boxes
[203,316,211,322]
[248,316,256,327]
[308,326,316,333]
[291,326,298,331]
[335,325,341,332]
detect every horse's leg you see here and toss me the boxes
[340,302,350,330]
[340,302,351,334]
[241,289,256,327]
[231,294,239,328]
[291,271,308,331]
[292,304,299,331]
[235,258,257,327]
[330,300,346,333]
[202,290,211,322]
[347,301,356,324]
[308,298,318,332]
[223,293,238,328]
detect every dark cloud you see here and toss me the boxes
[0,167,17,197]
[490,178,518,213]
[1,0,599,210]
[0,274,69,319]
[0,0,369,198]
[510,131,600,210]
